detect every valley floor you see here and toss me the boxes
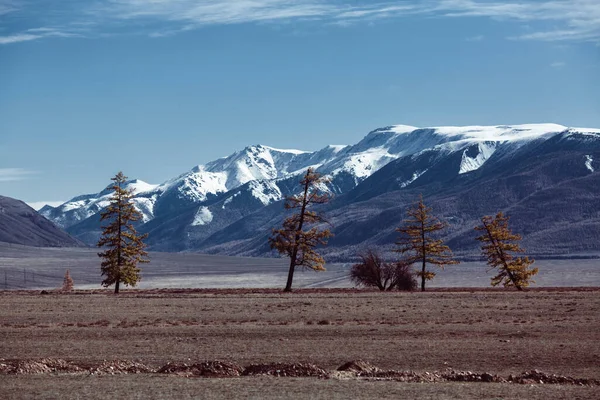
[1,289,599,399]
[1,243,599,290]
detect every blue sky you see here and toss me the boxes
[1,0,599,208]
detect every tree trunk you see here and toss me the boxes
[284,259,295,292]
[283,171,310,292]
[421,217,426,292]
[421,260,426,292]
[116,180,122,295]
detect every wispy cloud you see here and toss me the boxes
[0,1,599,44]
[465,34,485,42]
[434,0,600,42]
[0,33,41,44]
[0,0,19,15]
[550,61,566,68]
[0,168,36,182]
[0,26,83,44]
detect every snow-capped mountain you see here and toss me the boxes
[40,179,159,229]
[41,123,600,258]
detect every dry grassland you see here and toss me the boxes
[1,288,599,399]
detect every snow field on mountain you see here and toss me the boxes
[585,155,595,173]
[459,142,498,174]
[191,207,213,226]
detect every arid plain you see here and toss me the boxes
[1,288,599,399]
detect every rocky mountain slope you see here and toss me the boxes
[41,124,600,259]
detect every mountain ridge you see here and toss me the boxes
[39,123,600,259]
[0,196,84,248]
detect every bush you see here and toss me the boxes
[350,250,416,291]
[394,263,418,291]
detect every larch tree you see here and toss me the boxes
[269,168,332,292]
[62,269,74,292]
[475,212,538,290]
[97,171,149,294]
[395,195,459,291]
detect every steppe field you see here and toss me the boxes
[1,288,599,400]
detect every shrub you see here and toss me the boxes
[350,250,416,291]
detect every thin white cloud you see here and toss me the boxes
[517,28,600,42]
[95,0,337,24]
[0,0,19,16]
[336,5,417,19]
[0,28,81,45]
[0,168,36,182]
[550,61,566,68]
[435,0,600,42]
[0,1,599,44]
[0,33,42,44]
[465,34,484,42]
[26,201,65,210]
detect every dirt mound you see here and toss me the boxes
[12,361,52,374]
[1,357,598,386]
[0,361,12,374]
[358,369,600,385]
[0,359,83,374]
[442,370,504,383]
[242,363,329,378]
[337,360,380,374]
[157,361,243,377]
[508,370,600,386]
[359,369,433,382]
[89,360,153,375]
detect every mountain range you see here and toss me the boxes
[39,123,600,260]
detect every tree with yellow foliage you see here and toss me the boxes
[396,195,458,291]
[475,212,538,290]
[269,168,332,292]
[62,269,74,292]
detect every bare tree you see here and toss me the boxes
[350,249,416,291]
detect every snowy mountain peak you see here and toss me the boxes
[369,125,419,135]
[373,123,587,142]
[376,123,572,142]
[123,179,159,194]
[388,125,421,134]
[429,123,568,142]
[260,145,308,155]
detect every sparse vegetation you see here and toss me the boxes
[97,171,149,294]
[475,212,538,290]
[395,195,459,291]
[269,168,332,292]
[61,269,74,292]
[350,249,416,291]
